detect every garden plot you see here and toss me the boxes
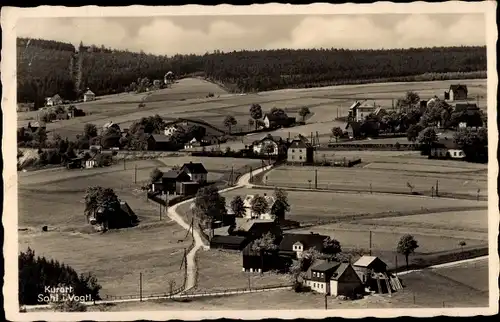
[193,249,290,292]
[264,166,487,197]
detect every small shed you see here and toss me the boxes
[177,181,200,196]
[84,89,96,102]
[353,256,388,284]
[210,235,248,251]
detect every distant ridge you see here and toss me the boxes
[17,37,487,104]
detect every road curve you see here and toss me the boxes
[167,164,273,292]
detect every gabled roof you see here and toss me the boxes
[432,138,461,150]
[348,101,361,110]
[163,170,190,180]
[29,121,46,128]
[450,84,468,93]
[279,233,328,252]
[52,94,62,100]
[236,218,275,232]
[330,263,351,281]
[353,256,387,268]
[149,134,171,143]
[120,201,135,216]
[211,235,247,246]
[258,136,282,144]
[84,89,95,95]
[311,260,340,272]
[288,139,311,149]
[455,103,479,113]
[243,194,276,208]
[181,162,207,174]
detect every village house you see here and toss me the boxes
[232,218,282,241]
[147,134,174,151]
[287,139,314,164]
[83,89,96,102]
[241,241,286,273]
[184,137,201,150]
[152,170,191,194]
[180,162,208,183]
[89,200,138,231]
[201,135,219,146]
[348,100,377,123]
[353,256,402,294]
[278,232,329,259]
[429,138,465,160]
[304,260,364,297]
[27,121,46,133]
[252,135,283,156]
[45,94,63,107]
[238,194,277,219]
[164,124,183,137]
[444,84,468,101]
[263,113,296,129]
[210,235,249,251]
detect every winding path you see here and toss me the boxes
[167,165,273,292]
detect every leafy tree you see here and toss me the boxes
[331,126,343,142]
[193,186,227,228]
[223,115,237,133]
[150,168,163,183]
[250,104,263,129]
[398,91,420,113]
[417,127,438,153]
[453,127,487,161]
[270,107,288,120]
[459,240,467,253]
[298,107,311,121]
[289,247,320,282]
[84,123,98,139]
[323,237,342,255]
[230,195,246,217]
[33,127,47,148]
[249,194,269,219]
[248,118,255,130]
[83,186,121,229]
[397,234,419,268]
[406,124,423,142]
[271,187,290,222]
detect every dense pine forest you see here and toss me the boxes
[17,37,487,104]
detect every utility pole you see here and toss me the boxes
[123,154,126,170]
[395,255,398,270]
[134,165,137,184]
[159,201,162,220]
[230,166,234,186]
[477,189,481,201]
[431,186,434,198]
[435,180,439,197]
[139,272,143,302]
[314,169,318,189]
[324,294,328,310]
[370,183,372,194]
[369,231,372,256]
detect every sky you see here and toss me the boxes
[16,14,486,56]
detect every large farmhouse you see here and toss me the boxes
[303,260,364,297]
[287,139,314,164]
[429,139,465,160]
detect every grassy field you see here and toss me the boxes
[86,258,489,311]
[18,186,192,298]
[176,187,487,224]
[264,162,487,197]
[192,249,290,292]
[18,78,487,142]
[358,210,488,233]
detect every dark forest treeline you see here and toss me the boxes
[17,37,487,103]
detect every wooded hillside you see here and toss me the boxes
[17,37,487,104]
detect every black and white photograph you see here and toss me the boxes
[2,2,498,320]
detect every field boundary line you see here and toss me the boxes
[395,255,488,276]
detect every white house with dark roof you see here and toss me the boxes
[242,194,276,220]
[83,89,96,102]
[180,162,208,183]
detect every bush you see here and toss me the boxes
[293,281,311,293]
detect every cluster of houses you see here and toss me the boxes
[66,145,115,169]
[150,161,208,197]
[45,89,95,107]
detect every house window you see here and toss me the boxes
[299,149,302,153]
[313,283,316,287]
[299,156,302,160]
[291,155,294,160]
[291,149,295,153]
[321,273,324,278]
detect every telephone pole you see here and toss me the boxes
[324,294,328,310]
[159,201,162,220]
[139,272,143,302]
[435,180,439,197]
[369,231,372,256]
[134,165,137,184]
[314,169,318,189]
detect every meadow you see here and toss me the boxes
[85,258,488,311]
[18,78,487,143]
[264,162,487,197]
[191,249,290,293]
[176,187,487,225]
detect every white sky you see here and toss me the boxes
[16,14,486,56]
